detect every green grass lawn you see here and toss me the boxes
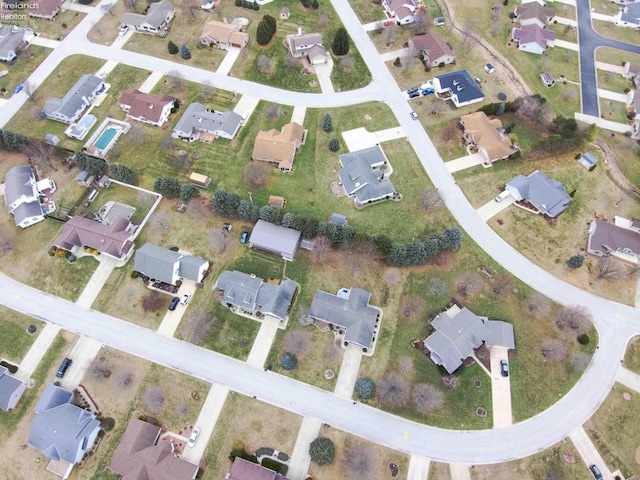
[0,306,41,363]
[599,98,629,124]
[0,46,51,98]
[595,47,640,68]
[597,69,634,94]
[593,19,640,46]
[348,0,387,23]
[624,336,640,374]
[10,10,86,40]
[603,128,640,188]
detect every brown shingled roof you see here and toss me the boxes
[120,89,175,124]
[252,122,305,170]
[54,216,134,259]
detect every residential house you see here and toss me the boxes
[338,145,397,205]
[109,415,199,480]
[251,121,306,172]
[119,89,175,127]
[623,61,640,88]
[408,32,455,68]
[613,0,640,4]
[382,0,421,25]
[514,3,556,28]
[43,74,104,124]
[308,287,382,351]
[54,216,136,260]
[248,219,301,261]
[134,243,209,285]
[229,457,291,480]
[215,270,298,321]
[614,3,640,29]
[632,118,640,140]
[433,70,485,107]
[459,111,516,164]
[423,305,515,374]
[120,0,175,34]
[28,384,101,479]
[627,89,639,118]
[505,170,572,217]
[511,24,556,54]
[0,366,26,411]
[0,25,35,62]
[172,102,243,142]
[28,0,65,20]
[4,164,48,228]
[587,216,640,264]
[199,19,250,50]
[286,30,328,64]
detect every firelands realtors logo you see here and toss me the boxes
[1,2,37,20]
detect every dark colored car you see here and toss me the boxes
[168,296,180,311]
[589,465,603,480]
[500,360,509,377]
[240,231,249,244]
[406,86,419,94]
[56,357,72,378]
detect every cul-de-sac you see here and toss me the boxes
[0,0,640,479]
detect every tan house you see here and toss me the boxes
[408,32,455,68]
[199,19,249,50]
[514,3,556,28]
[459,112,516,164]
[119,89,175,127]
[252,121,306,172]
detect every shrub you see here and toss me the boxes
[131,271,139,279]
[280,352,298,370]
[321,113,333,133]
[102,417,116,431]
[261,458,288,474]
[328,138,340,151]
[256,15,277,45]
[67,254,77,263]
[355,377,376,399]
[566,254,584,269]
[180,44,191,60]
[109,163,136,184]
[179,183,197,202]
[309,437,335,465]
[168,40,179,55]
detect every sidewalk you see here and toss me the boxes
[245,317,280,369]
[31,37,61,49]
[333,345,363,399]
[449,463,471,480]
[615,367,640,393]
[287,416,322,480]
[15,323,61,382]
[445,152,485,173]
[138,71,165,93]
[315,56,335,94]
[489,347,513,428]
[406,455,431,480]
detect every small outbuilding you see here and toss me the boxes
[44,134,60,146]
[268,195,286,208]
[540,71,555,87]
[329,213,348,225]
[577,152,597,170]
[189,172,211,188]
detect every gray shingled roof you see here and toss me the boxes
[0,366,25,411]
[506,171,571,217]
[43,74,103,120]
[288,32,323,56]
[134,243,208,284]
[249,220,301,260]
[173,102,243,139]
[179,254,209,282]
[120,0,174,28]
[0,25,32,60]
[338,145,396,204]
[308,288,380,348]
[4,165,37,207]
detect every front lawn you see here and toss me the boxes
[0,46,51,99]
[624,336,640,374]
[0,306,41,363]
[11,10,86,40]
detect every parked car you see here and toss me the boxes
[494,191,510,202]
[119,25,129,36]
[407,86,420,94]
[433,16,445,26]
[13,84,23,94]
[589,465,603,480]
[500,360,509,377]
[188,428,200,447]
[56,357,72,378]
[181,292,192,305]
[408,91,420,98]
[421,87,435,95]
[168,296,180,311]
[240,231,249,244]
[485,63,495,74]
[410,111,418,120]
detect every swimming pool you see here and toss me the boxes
[94,127,118,150]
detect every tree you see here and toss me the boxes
[528,291,551,317]
[180,44,191,60]
[179,183,197,202]
[87,359,111,380]
[23,80,37,103]
[256,15,276,45]
[401,296,424,320]
[344,443,375,478]
[402,42,416,72]
[123,0,138,11]
[566,254,584,269]
[0,229,15,257]
[412,383,445,415]
[459,22,477,55]
[355,377,376,399]
[182,309,213,345]
[109,163,136,184]
[442,227,463,250]
[23,140,56,173]
[312,0,319,8]
[396,356,414,377]
[75,151,106,177]
[0,129,28,151]
[439,121,461,143]
[243,161,269,188]
[143,386,165,413]
[284,330,312,358]
[556,306,591,335]
[457,272,484,297]
[237,199,259,222]
[321,113,333,132]
[492,273,514,294]
[209,229,230,254]
[212,190,241,217]
[328,138,340,152]
[309,437,335,465]
[541,338,568,361]
[419,188,443,212]
[384,23,398,46]
[168,40,179,55]
[595,257,621,281]
[166,70,185,92]
[281,212,296,228]
[386,243,408,266]
[266,102,280,121]
[393,56,402,67]
[378,372,410,409]
[101,2,116,15]
[112,370,133,389]
[382,269,401,287]
[199,79,216,100]
[141,291,166,312]
[310,235,332,263]
[340,55,355,72]
[280,352,298,370]
[259,205,283,224]
[153,177,181,197]
[428,278,448,297]
[257,54,274,73]
[332,27,350,56]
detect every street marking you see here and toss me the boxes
[404,430,409,440]
[615,312,621,318]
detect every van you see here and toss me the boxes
[433,17,445,26]
[88,189,99,203]
[56,358,72,378]
[494,191,510,202]
[589,465,603,480]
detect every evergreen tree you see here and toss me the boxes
[179,183,197,202]
[312,0,319,8]
[387,243,408,266]
[423,238,440,259]
[393,56,402,67]
[566,254,585,269]
[256,15,276,45]
[75,151,106,178]
[167,40,179,55]
[328,138,340,151]
[280,352,298,370]
[237,199,260,222]
[109,164,136,184]
[442,227,463,250]
[0,129,29,151]
[180,44,191,60]
[332,27,350,56]
[263,14,277,32]
[153,177,181,197]
[281,212,296,228]
[309,437,335,465]
[407,241,429,265]
[321,113,333,133]
[212,190,241,217]
[355,377,376,399]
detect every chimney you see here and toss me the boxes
[298,27,302,35]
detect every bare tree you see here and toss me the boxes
[310,235,332,264]
[87,359,112,380]
[382,269,402,287]
[159,133,175,153]
[284,330,312,358]
[123,0,139,11]
[439,121,461,143]
[528,292,552,317]
[112,370,134,389]
[340,55,355,72]
[181,0,199,20]
[317,14,329,31]
[556,306,591,335]
[209,229,230,254]
[257,55,274,74]
[401,296,424,320]
[512,95,552,127]
[378,372,410,409]
[403,43,416,72]
[541,338,568,361]
[182,309,213,345]
[572,352,591,372]
[175,403,188,417]
[489,21,502,37]
[419,188,444,212]
[460,23,477,55]
[384,24,398,46]
[23,80,37,103]
[166,70,185,92]
[413,8,428,34]
[396,356,414,377]
[297,305,313,326]
[344,442,375,478]
[457,272,484,297]
[492,273,515,294]
[141,291,166,313]
[100,2,116,15]
[0,229,15,256]
[23,140,56,173]
[595,257,621,281]
[491,4,502,20]
[143,386,166,413]
[563,86,578,102]
[199,79,216,100]
[266,102,281,121]
[285,54,299,69]
[428,278,448,297]
[412,383,445,415]
[243,161,269,189]
[538,54,551,69]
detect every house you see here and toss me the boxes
[43,74,104,124]
[338,145,397,205]
[632,118,640,140]
[433,70,485,107]
[623,61,640,88]
[286,30,328,64]
[626,89,640,118]
[459,111,516,164]
[382,0,421,25]
[4,165,47,228]
[280,7,290,19]
[54,216,136,260]
[252,121,306,172]
[308,287,382,351]
[120,0,175,34]
[540,71,555,87]
[229,457,291,480]
[408,32,455,68]
[511,24,556,54]
[587,216,640,264]
[0,25,35,62]
[28,384,101,478]
[514,3,556,28]
[65,113,98,141]
[249,219,301,261]
[614,3,640,29]
[199,19,250,50]
[28,0,65,20]
[119,89,175,127]
[423,305,515,374]
[172,102,243,142]
[134,243,209,285]
[268,195,286,208]
[109,415,199,480]
[0,366,26,411]
[505,170,572,217]
[215,270,298,321]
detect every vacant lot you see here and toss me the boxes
[0,306,42,363]
[624,336,640,374]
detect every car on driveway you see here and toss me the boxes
[181,292,192,305]
[410,111,418,120]
[500,360,509,377]
[240,231,249,244]
[168,296,180,311]
[407,86,420,95]
[589,465,603,480]
[119,25,129,36]
[188,427,200,447]
[13,84,23,94]
[56,357,72,378]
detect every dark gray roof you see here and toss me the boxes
[0,366,25,410]
[11,202,44,226]
[173,102,243,139]
[134,243,208,284]
[217,270,298,320]
[484,320,516,349]
[329,213,348,225]
[308,288,380,348]
[179,255,209,281]
[435,70,484,105]
[5,165,37,206]
[338,145,396,204]
[0,25,32,60]
[506,170,571,217]
[588,219,640,256]
[120,0,174,28]
[249,220,301,260]
[43,74,103,120]
[29,384,100,464]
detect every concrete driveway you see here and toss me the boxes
[445,153,486,173]
[59,336,104,390]
[314,56,335,94]
[489,347,513,428]
[569,426,614,480]
[75,255,119,309]
[246,316,280,369]
[156,280,197,337]
[287,416,322,480]
[406,455,431,480]
[476,194,515,222]
[233,94,260,123]
[341,126,406,151]
[15,323,61,382]
[291,106,307,125]
[615,367,640,392]
[333,345,363,399]
[216,47,241,76]
[449,463,471,480]
[138,71,165,93]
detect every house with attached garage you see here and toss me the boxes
[215,270,298,322]
[286,30,328,64]
[614,3,640,29]
[408,32,455,68]
[252,121,306,172]
[43,74,104,124]
[28,384,101,479]
[199,19,250,50]
[433,70,484,108]
[0,25,35,62]
[623,62,640,88]
[338,145,397,206]
[119,89,176,127]
[229,457,291,480]
[587,216,640,264]
[4,164,56,228]
[511,24,556,54]
[120,0,175,35]
[134,243,209,285]
[514,2,556,28]
[459,111,517,164]
[505,170,572,218]
[54,216,136,260]
[28,0,65,20]
[0,366,26,411]
[382,0,422,25]
[172,102,243,142]
[248,219,302,261]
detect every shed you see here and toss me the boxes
[578,152,597,170]
[44,134,60,146]
[268,195,286,208]
[540,71,555,87]
[75,170,94,186]
[189,172,211,188]
[280,7,289,19]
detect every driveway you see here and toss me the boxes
[489,347,513,428]
[287,416,322,480]
[333,345,363,399]
[476,195,515,222]
[156,280,197,337]
[406,455,431,480]
[569,426,614,480]
[138,71,165,93]
[15,323,61,382]
[216,47,241,76]
[245,316,280,369]
[291,106,307,125]
[380,48,409,63]
[75,255,119,309]
[615,366,640,392]
[598,89,628,103]
[59,336,104,390]
[449,463,471,480]
[31,37,61,49]
[314,57,335,94]
[233,94,261,123]
[445,153,486,173]
[341,126,406,151]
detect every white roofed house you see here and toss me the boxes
[172,102,243,142]
[119,0,175,35]
[614,3,640,29]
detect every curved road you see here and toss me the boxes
[0,0,639,466]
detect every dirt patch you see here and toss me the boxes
[594,138,640,197]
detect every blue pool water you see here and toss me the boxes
[94,127,118,150]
